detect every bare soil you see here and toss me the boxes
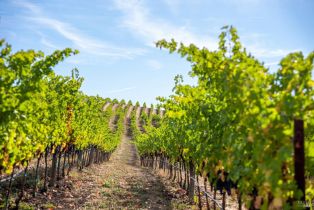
[79,132,192,210]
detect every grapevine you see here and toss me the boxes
[134,26,314,209]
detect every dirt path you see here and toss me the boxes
[77,112,190,210]
[80,135,163,209]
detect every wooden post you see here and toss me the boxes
[204,178,210,210]
[222,191,226,210]
[189,160,195,203]
[238,192,242,210]
[33,154,42,197]
[294,119,305,201]
[197,175,202,209]
[49,145,60,187]
[213,189,216,210]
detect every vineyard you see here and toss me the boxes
[1,26,314,209]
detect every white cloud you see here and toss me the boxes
[40,37,58,49]
[107,86,136,94]
[14,0,146,59]
[241,32,298,59]
[113,0,297,61]
[247,45,298,58]
[30,17,145,59]
[14,0,41,14]
[113,0,217,49]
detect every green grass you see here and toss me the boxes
[41,203,56,209]
[102,181,112,188]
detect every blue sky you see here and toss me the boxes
[1,0,313,105]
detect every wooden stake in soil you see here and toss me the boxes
[67,150,72,175]
[179,161,183,187]
[57,148,62,180]
[204,178,210,210]
[43,147,49,192]
[188,161,195,203]
[169,164,173,179]
[33,154,42,197]
[49,145,60,186]
[213,189,216,210]
[62,150,67,177]
[293,119,305,201]
[78,150,82,170]
[222,191,226,210]
[172,163,177,182]
[238,192,242,210]
[197,175,202,209]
